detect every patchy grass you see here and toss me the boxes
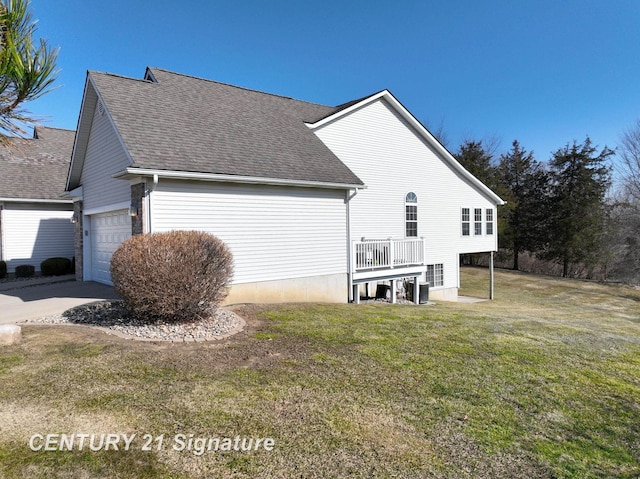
[1,268,639,478]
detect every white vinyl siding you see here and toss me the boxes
[151,181,347,284]
[314,98,498,291]
[1,207,74,272]
[80,98,132,211]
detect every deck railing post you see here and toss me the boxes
[353,238,428,273]
[351,240,356,273]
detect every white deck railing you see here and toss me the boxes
[352,238,425,272]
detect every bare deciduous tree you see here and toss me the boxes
[619,119,640,203]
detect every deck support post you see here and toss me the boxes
[390,280,397,304]
[413,276,420,304]
[353,284,360,304]
[489,251,495,300]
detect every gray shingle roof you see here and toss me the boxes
[90,68,364,186]
[0,126,75,200]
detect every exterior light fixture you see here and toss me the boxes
[129,202,138,217]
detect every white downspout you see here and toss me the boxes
[346,188,357,302]
[146,174,158,234]
[0,204,4,262]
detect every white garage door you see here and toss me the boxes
[91,209,131,285]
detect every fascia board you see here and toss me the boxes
[0,197,73,204]
[66,72,135,191]
[66,75,95,191]
[309,90,505,206]
[113,168,366,190]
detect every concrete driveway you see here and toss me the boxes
[0,280,118,324]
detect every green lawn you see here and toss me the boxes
[1,268,639,478]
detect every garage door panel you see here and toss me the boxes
[91,209,130,285]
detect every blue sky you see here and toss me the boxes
[26,0,640,174]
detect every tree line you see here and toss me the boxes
[453,125,640,283]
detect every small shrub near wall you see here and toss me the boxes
[0,261,6,279]
[41,257,72,276]
[15,265,35,278]
[110,231,234,323]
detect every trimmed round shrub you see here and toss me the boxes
[0,261,6,279]
[15,264,35,278]
[110,231,234,323]
[41,257,72,276]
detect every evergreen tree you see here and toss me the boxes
[455,139,498,191]
[545,138,613,277]
[497,140,549,270]
[0,0,58,141]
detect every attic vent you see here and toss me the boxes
[144,69,157,82]
[98,101,105,116]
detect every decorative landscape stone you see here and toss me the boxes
[0,325,21,345]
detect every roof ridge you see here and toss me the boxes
[89,70,154,84]
[35,125,75,133]
[147,66,336,109]
[332,90,386,113]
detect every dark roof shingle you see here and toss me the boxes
[0,126,75,200]
[90,68,363,186]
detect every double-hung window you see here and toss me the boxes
[474,208,482,235]
[426,264,444,287]
[462,208,470,236]
[486,208,494,235]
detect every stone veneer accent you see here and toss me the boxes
[73,200,83,281]
[0,204,3,261]
[131,183,146,236]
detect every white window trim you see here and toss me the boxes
[474,208,482,236]
[405,192,418,238]
[486,208,494,235]
[461,207,470,237]
[426,263,444,287]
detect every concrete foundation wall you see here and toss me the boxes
[429,287,459,302]
[223,273,347,305]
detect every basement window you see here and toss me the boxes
[426,264,444,287]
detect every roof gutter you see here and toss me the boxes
[0,197,73,204]
[112,168,366,190]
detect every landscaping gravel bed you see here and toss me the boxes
[25,301,245,342]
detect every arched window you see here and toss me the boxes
[405,192,418,237]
